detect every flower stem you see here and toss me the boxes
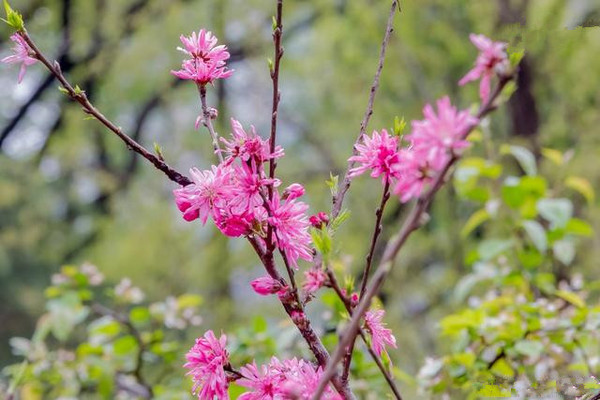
[197,83,224,164]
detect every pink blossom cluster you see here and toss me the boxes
[184,330,230,400]
[238,357,341,400]
[171,29,233,85]
[349,34,508,202]
[174,118,312,268]
[349,98,478,202]
[1,33,37,83]
[184,331,341,400]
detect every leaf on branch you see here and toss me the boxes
[326,173,339,197]
[393,116,406,137]
[3,0,24,31]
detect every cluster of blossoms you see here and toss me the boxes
[173,118,313,268]
[349,35,507,203]
[171,29,233,85]
[1,33,37,83]
[184,330,342,400]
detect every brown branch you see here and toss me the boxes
[326,266,402,399]
[268,0,284,185]
[312,76,513,400]
[331,0,398,221]
[197,83,224,163]
[341,180,391,385]
[19,31,192,187]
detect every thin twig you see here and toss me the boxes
[331,0,398,221]
[268,0,284,185]
[326,266,403,399]
[197,83,224,164]
[358,180,391,299]
[19,30,192,187]
[341,180,391,385]
[312,76,513,400]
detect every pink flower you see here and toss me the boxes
[171,29,233,85]
[407,96,478,155]
[364,309,397,357]
[268,193,313,268]
[173,165,235,223]
[278,358,342,400]
[221,119,283,164]
[459,34,508,102]
[2,33,37,83]
[349,129,401,183]
[282,183,305,201]
[237,360,286,399]
[184,330,230,400]
[250,276,284,296]
[214,208,255,237]
[303,269,327,294]
[392,147,443,203]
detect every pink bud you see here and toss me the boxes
[317,212,329,225]
[350,292,359,307]
[309,215,322,228]
[282,183,305,200]
[250,276,283,296]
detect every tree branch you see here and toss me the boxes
[19,31,192,187]
[312,76,513,400]
[331,0,398,221]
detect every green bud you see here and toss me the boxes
[3,0,24,31]
[393,116,406,136]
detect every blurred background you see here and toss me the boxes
[1,0,600,395]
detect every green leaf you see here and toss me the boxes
[177,294,203,308]
[541,148,563,165]
[3,0,24,30]
[129,307,151,325]
[252,315,267,333]
[521,220,547,253]
[514,339,544,358]
[565,176,595,204]
[501,144,537,176]
[553,239,575,266]
[113,335,138,356]
[461,209,489,238]
[393,116,406,136]
[537,198,573,229]
[477,239,514,261]
[509,48,525,67]
[565,218,593,236]
[491,358,514,378]
[330,209,350,232]
[326,173,339,197]
[556,290,585,308]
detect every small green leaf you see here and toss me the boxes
[541,148,563,165]
[477,239,514,261]
[501,144,537,176]
[330,209,350,232]
[326,173,339,197]
[491,358,514,378]
[393,116,406,136]
[153,142,164,160]
[461,209,489,238]
[509,48,524,67]
[553,239,575,266]
[556,290,585,308]
[113,335,138,355]
[271,16,277,30]
[3,0,24,31]
[537,198,573,229]
[514,339,544,358]
[565,176,595,204]
[565,218,593,236]
[521,220,547,253]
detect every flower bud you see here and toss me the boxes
[250,276,283,296]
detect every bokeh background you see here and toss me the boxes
[1,0,600,395]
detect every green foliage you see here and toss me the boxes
[419,146,598,398]
[1,264,202,399]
